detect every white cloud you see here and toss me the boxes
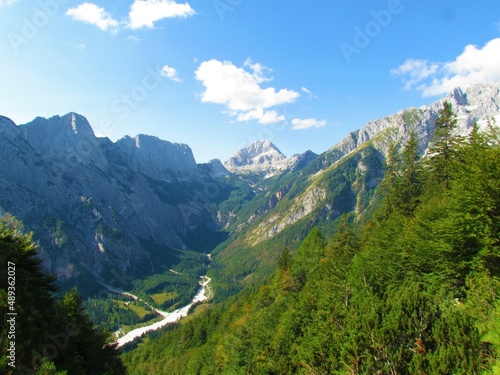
[195,59,300,124]
[67,3,119,33]
[301,86,318,99]
[67,1,195,33]
[236,109,285,125]
[127,35,141,43]
[392,38,500,97]
[291,118,327,130]
[128,0,195,29]
[391,59,440,90]
[160,65,181,82]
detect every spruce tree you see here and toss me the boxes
[0,215,57,374]
[428,101,460,189]
[397,131,424,217]
[0,215,126,375]
[379,141,400,217]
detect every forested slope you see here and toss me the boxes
[0,216,125,374]
[123,105,500,374]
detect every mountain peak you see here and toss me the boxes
[0,115,18,138]
[237,140,285,161]
[20,112,96,142]
[17,112,99,165]
[224,140,288,177]
[222,140,320,178]
[115,134,198,181]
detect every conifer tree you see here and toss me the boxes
[428,101,460,189]
[0,215,126,375]
[379,141,400,217]
[0,215,57,373]
[397,131,424,216]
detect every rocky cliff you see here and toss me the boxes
[224,139,317,179]
[327,83,500,164]
[0,113,229,294]
[2,83,499,296]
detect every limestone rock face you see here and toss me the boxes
[0,113,222,294]
[224,140,317,178]
[1,83,499,294]
[327,82,500,162]
[205,159,230,179]
[115,134,198,181]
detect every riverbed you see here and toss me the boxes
[114,276,211,347]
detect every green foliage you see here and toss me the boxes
[121,115,500,374]
[427,101,461,189]
[397,131,425,216]
[0,216,125,374]
[35,358,68,375]
[84,295,156,332]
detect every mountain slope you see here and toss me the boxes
[0,113,234,295]
[1,83,499,298]
[122,121,500,373]
[224,139,318,179]
[208,82,500,298]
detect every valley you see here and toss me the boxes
[1,82,500,374]
[3,1,500,373]
[113,275,211,348]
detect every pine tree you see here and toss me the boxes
[0,215,126,375]
[397,131,424,217]
[0,215,57,374]
[379,141,401,217]
[277,247,292,272]
[428,101,460,189]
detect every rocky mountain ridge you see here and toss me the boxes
[209,82,500,294]
[224,82,500,244]
[1,82,499,296]
[327,83,500,164]
[224,139,318,178]
[0,113,231,294]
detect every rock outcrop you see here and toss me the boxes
[328,82,500,162]
[0,113,226,294]
[224,140,317,178]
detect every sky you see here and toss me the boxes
[1,0,500,163]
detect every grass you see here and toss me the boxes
[116,300,154,320]
[150,291,178,305]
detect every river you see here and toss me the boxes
[112,276,211,347]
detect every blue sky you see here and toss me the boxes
[1,0,500,162]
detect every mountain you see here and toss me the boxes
[224,139,317,179]
[0,113,234,295]
[1,83,499,298]
[208,82,500,297]
[115,134,199,181]
[325,84,500,164]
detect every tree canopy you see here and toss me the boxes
[122,111,500,374]
[0,215,126,375]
